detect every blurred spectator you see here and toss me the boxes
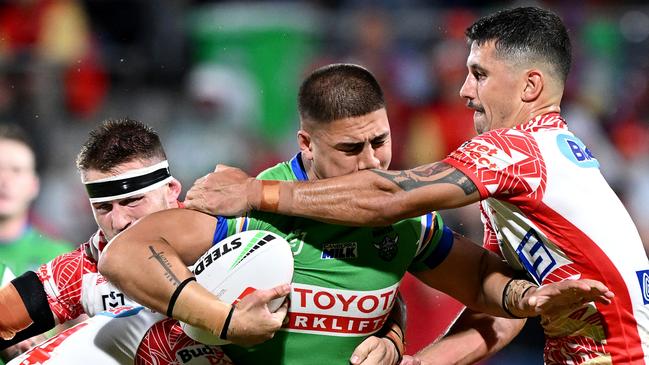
[186,2,321,155]
[332,7,419,168]
[0,124,71,274]
[163,63,269,185]
[404,33,475,166]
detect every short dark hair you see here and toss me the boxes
[466,7,571,83]
[298,63,385,124]
[0,123,34,151]
[76,118,166,173]
[0,123,36,169]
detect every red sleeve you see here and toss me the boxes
[442,129,547,204]
[35,243,98,324]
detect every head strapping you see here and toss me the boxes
[83,160,173,203]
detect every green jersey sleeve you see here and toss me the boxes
[403,212,454,273]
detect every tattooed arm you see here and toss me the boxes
[186,162,480,226]
[98,208,289,345]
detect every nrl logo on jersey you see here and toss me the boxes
[321,242,358,260]
[102,291,126,310]
[372,227,399,261]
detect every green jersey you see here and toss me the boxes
[0,262,14,365]
[216,154,453,364]
[0,226,71,275]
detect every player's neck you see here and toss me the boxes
[513,100,561,127]
[0,213,29,242]
[300,154,320,181]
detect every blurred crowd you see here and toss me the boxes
[0,0,648,364]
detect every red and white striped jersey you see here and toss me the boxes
[444,113,649,365]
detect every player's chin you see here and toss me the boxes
[473,115,488,134]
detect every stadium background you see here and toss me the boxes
[2,0,648,363]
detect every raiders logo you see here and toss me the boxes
[373,231,399,261]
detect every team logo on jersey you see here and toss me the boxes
[101,291,126,310]
[636,270,649,305]
[516,229,557,284]
[372,227,399,261]
[287,229,307,256]
[557,134,599,168]
[321,242,358,260]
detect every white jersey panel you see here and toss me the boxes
[8,307,165,365]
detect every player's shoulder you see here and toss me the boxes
[393,211,440,237]
[257,160,295,181]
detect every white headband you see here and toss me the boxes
[83,160,173,203]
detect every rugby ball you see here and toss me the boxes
[181,230,294,345]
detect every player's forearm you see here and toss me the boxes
[1,271,56,348]
[472,249,540,319]
[0,283,32,341]
[254,170,438,227]
[415,309,525,365]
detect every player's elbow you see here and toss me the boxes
[97,238,126,286]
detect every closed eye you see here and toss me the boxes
[371,134,389,148]
[120,196,144,207]
[336,143,365,154]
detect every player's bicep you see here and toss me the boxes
[373,162,480,213]
[121,208,217,265]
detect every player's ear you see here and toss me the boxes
[166,178,182,204]
[297,129,313,161]
[522,69,543,102]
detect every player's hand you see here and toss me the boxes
[186,164,256,216]
[226,284,290,346]
[399,355,422,365]
[521,279,614,317]
[350,336,401,365]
